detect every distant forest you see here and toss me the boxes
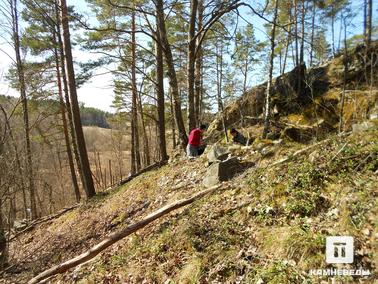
[80,106,110,128]
[0,95,111,128]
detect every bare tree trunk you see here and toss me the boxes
[130,116,136,175]
[338,18,343,52]
[187,0,198,131]
[137,91,150,166]
[309,0,316,67]
[55,7,85,190]
[0,106,28,218]
[339,14,348,133]
[294,0,299,66]
[364,0,367,40]
[300,1,305,62]
[282,35,290,75]
[131,5,141,172]
[156,0,188,149]
[53,25,81,203]
[365,0,372,48]
[282,5,292,75]
[243,57,249,95]
[331,13,335,56]
[0,198,6,269]
[11,0,37,219]
[155,27,168,161]
[169,89,177,149]
[297,0,306,102]
[60,0,96,198]
[54,147,65,201]
[216,43,228,142]
[262,0,279,139]
[194,0,204,125]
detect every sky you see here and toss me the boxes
[0,0,372,113]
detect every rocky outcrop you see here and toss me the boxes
[207,42,378,143]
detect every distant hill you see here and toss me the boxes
[0,95,112,128]
[80,106,111,128]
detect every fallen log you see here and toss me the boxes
[28,183,225,284]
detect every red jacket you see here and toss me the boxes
[188,128,202,147]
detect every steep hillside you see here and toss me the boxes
[2,124,377,283]
[2,42,378,284]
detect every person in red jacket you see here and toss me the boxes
[187,124,207,157]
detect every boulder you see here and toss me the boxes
[206,145,229,164]
[260,147,275,157]
[203,157,246,187]
[13,220,28,231]
[352,121,377,133]
[369,103,378,120]
[309,150,320,163]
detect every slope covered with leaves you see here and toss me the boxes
[2,125,377,283]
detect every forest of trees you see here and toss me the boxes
[0,0,375,269]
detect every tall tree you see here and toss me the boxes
[187,0,198,131]
[309,0,316,67]
[233,24,261,95]
[324,0,347,56]
[130,5,141,173]
[53,27,81,202]
[214,28,229,142]
[194,0,204,125]
[155,0,188,149]
[365,0,372,48]
[10,0,38,219]
[296,0,306,103]
[60,0,96,198]
[155,26,168,161]
[262,0,279,139]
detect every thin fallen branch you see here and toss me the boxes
[28,184,225,284]
[269,132,352,168]
[10,205,80,241]
[328,142,348,164]
[269,138,332,168]
[116,160,168,187]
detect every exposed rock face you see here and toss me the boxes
[206,42,378,144]
[283,125,313,143]
[282,119,333,143]
[206,85,266,137]
[207,65,310,137]
[203,157,247,188]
